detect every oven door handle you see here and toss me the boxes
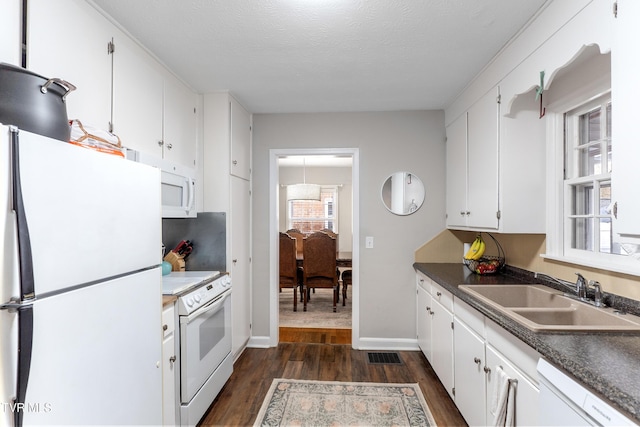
[182,290,230,325]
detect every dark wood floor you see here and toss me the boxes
[198,334,467,426]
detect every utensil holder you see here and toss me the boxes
[163,251,185,272]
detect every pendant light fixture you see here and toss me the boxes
[287,157,321,201]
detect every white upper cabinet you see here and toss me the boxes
[612,0,640,235]
[113,37,197,168]
[112,35,164,156]
[27,0,197,170]
[27,0,112,131]
[230,97,251,180]
[163,77,197,168]
[1,0,20,65]
[446,87,499,230]
[445,113,468,228]
[466,87,500,229]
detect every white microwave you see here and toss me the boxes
[125,149,196,218]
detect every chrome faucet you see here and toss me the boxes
[575,273,588,301]
[534,272,588,300]
[534,272,604,307]
[589,280,603,307]
[534,272,578,293]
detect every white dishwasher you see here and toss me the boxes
[537,359,637,426]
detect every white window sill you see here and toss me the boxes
[540,253,640,277]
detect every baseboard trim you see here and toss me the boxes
[247,335,419,351]
[248,335,276,348]
[355,337,419,351]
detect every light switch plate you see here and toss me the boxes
[366,236,374,248]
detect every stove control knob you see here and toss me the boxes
[222,276,231,287]
[194,294,202,303]
[186,297,194,307]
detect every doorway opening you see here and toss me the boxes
[269,148,359,347]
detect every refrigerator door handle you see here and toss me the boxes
[14,305,34,427]
[10,128,36,301]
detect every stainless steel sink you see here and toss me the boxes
[459,284,640,332]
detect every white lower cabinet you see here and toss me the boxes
[431,282,454,399]
[415,273,454,399]
[451,297,540,426]
[485,345,539,426]
[414,276,542,427]
[162,303,178,426]
[416,273,433,362]
[453,317,486,426]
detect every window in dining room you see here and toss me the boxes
[287,186,338,233]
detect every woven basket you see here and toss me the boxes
[463,233,505,275]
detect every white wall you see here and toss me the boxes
[252,111,446,345]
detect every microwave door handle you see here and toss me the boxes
[186,177,195,213]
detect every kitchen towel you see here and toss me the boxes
[491,366,516,427]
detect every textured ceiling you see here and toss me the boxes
[89,0,548,113]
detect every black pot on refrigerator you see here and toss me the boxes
[0,62,75,142]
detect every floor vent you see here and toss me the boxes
[367,352,403,365]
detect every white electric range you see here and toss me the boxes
[162,271,233,426]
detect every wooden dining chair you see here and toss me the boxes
[302,231,338,312]
[341,269,352,306]
[285,228,305,257]
[320,228,341,301]
[279,232,302,311]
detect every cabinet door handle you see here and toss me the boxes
[484,366,491,374]
[233,160,238,165]
[163,324,168,331]
[169,355,176,365]
[425,306,431,312]
[474,357,481,364]
[166,143,173,150]
[436,291,442,297]
[158,140,164,146]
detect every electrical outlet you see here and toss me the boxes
[366,236,374,248]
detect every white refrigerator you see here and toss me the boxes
[1,124,163,426]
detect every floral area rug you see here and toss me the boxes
[254,379,437,426]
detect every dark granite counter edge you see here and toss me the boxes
[413,262,640,422]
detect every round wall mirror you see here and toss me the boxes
[381,172,425,215]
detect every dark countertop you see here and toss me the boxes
[414,262,640,422]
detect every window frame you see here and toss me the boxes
[286,185,339,233]
[563,96,615,259]
[544,89,640,275]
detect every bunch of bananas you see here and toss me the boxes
[464,235,486,260]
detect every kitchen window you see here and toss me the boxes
[287,186,338,233]
[554,91,640,275]
[563,95,620,257]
